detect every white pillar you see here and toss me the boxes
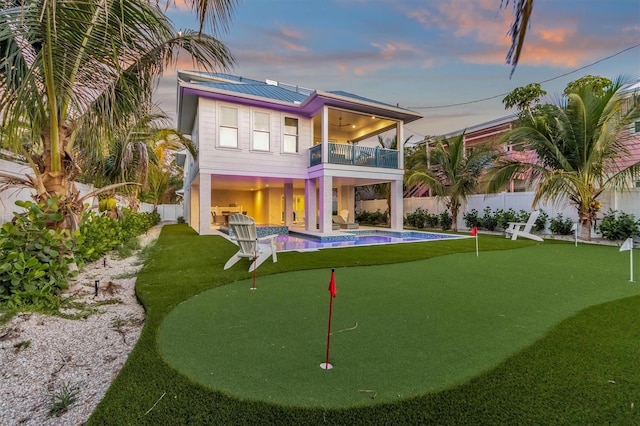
[199,173,212,235]
[390,179,403,230]
[322,106,329,163]
[340,185,355,220]
[284,182,294,226]
[305,179,317,231]
[319,175,333,233]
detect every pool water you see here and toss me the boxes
[275,230,463,252]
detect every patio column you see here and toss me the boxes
[319,175,333,233]
[199,172,212,235]
[390,179,403,230]
[284,182,294,226]
[305,178,317,231]
[321,106,329,164]
[340,185,355,220]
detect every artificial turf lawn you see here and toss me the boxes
[158,243,640,408]
[88,224,640,425]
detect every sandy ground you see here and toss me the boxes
[0,225,162,426]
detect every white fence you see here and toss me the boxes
[0,159,183,224]
[357,188,640,236]
[140,203,184,222]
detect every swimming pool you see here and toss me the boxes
[275,230,464,252]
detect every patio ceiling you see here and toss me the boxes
[207,174,392,191]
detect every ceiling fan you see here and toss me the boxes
[330,116,353,128]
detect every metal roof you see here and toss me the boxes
[193,81,309,103]
[327,90,399,109]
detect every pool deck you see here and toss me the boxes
[213,223,383,242]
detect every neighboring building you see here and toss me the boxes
[436,76,640,192]
[176,72,423,235]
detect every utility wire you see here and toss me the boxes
[407,43,640,110]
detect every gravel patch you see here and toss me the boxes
[0,225,162,426]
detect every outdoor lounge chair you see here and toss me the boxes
[332,213,359,229]
[224,213,278,272]
[504,210,543,242]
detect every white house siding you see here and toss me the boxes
[197,98,311,180]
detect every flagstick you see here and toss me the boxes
[630,248,634,283]
[475,234,479,257]
[322,293,334,369]
[321,269,335,370]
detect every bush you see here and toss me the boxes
[463,209,481,229]
[425,212,439,228]
[533,210,548,232]
[481,207,499,231]
[549,214,575,235]
[439,211,452,230]
[598,209,640,241]
[495,209,519,231]
[0,199,160,311]
[0,200,72,301]
[355,209,387,225]
[405,208,427,229]
[177,216,186,224]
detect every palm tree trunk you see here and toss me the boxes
[580,217,592,241]
[451,205,459,232]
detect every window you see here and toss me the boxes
[219,106,238,148]
[253,112,270,151]
[635,120,640,133]
[283,117,299,153]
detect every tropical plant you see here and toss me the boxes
[598,209,640,241]
[0,0,235,232]
[502,83,547,114]
[501,0,534,76]
[549,213,575,235]
[487,77,640,240]
[407,133,498,231]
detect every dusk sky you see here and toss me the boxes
[156,0,640,140]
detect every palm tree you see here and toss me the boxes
[501,0,534,77]
[407,133,498,231]
[487,77,640,240]
[0,0,235,231]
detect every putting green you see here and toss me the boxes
[158,244,640,408]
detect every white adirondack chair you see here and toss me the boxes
[224,214,278,272]
[504,210,543,242]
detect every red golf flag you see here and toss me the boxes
[470,226,478,236]
[328,269,337,297]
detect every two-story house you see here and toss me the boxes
[176,72,423,235]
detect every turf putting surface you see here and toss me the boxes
[158,243,639,409]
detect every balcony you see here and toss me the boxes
[309,143,398,169]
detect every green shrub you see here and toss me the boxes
[355,209,387,225]
[463,209,481,228]
[0,200,72,299]
[481,207,498,231]
[405,208,427,229]
[177,216,186,224]
[598,209,640,241]
[438,211,452,230]
[549,214,575,235]
[496,208,519,231]
[533,210,548,232]
[425,211,439,228]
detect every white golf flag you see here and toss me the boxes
[620,237,633,252]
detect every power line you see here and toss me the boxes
[407,43,640,110]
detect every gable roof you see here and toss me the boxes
[176,71,423,134]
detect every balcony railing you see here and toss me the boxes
[309,143,398,169]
